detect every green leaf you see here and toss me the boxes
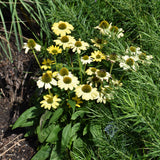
[50,145,62,160]
[71,123,80,137]
[71,110,85,120]
[49,108,63,125]
[37,124,55,143]
[12,106,43,129]
[40,110,52,129]
[31,144,51,160]
[61,123,72,149]
[67,99,76,112]
[83,124,89,136]
[46,125,61,143]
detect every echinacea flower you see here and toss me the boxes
[137,52,153,65]
[51,21,74,36]
[106,53,118,63]
[91,38,107,49]
[57,67,71,79]
[37,71,57,89]
[94,20,111,35]
[41,59,55,70]
[119,55,139,71]
[57,74,79,90]
[23,39,41,54]
[86,67,97,75]
[40,94,61,110]
[126,46,141,55]
[91,50,106,62]
[81,55,93,64]
[75,84,99,100]
[109,26,124,38]
[71,39,89,54]
[96,69,111,81]
[47,45,62,55]
[54,35,75,50]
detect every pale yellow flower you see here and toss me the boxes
[23,39,41,54]
[57,74,79,90]
[126,46,141,55]
[51,21,74,36]
[119,55,139,71]
[47,45,62,55]
[109,26,124,38]
[71,39,89,54]
[75,84,99,101]
[41,59,55,70]
[96,69,111,82]
[40,94,61,110]
[137,52,153,64]
[86,67,97,75]
[37,71,57,89]
[94,20,111,35]
[54,35,75,50]
[81,55,93,64]
[91,38,107,49]
[91,50,106,62]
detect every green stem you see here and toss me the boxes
[32,49,41,69]
[119,72,125,83]
[77,53,82,83]
[109,62,114,74]
[54,55,57,70]
[48,88,51,95]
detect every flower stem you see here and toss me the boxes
[32,49,41,69]
[110,63,114,74]
[77,53,82,83]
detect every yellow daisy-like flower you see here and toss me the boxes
[86,67,97,75]
[96,69,111,82]
[54,35,75,50]
[40,94,61,110]
[51,21,74,36]
[91,50,106,62]
[91,38,107,49]
[23,39,41,54]
[75,84,99,101]
[81,55,93,64]
[41,59,55,70]
[47,45,62,55]
[57,67,71,79]
[137,52,153,65]
[57,74,79,90]
[37,71,57,89]
[67,96,83,108]
[71,39,89,54]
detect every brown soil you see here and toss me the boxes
[0,35,39,159]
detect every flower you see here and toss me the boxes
[94,20,111,35]
[109,26,124,38]
[126,46,141,55]
[91,38,107,49]
[81,55,93,64]
[75,84,99,100]
[86,67,97,75]
[54,35,75,50]
[91,50,106,62]
[58,74,79,90]
[67,96,83,108]
[119,55,139,71]
[40,94,61,110]
[97,86,114,104]
[51,21,74,36]
[37,71,57,89]
[57,67,72,79]
[96,69,111,81]
[41,59,55,70]
[71,39,89,54]
[106,53,118,63]
[47,45,62,55]
[23,39,41,54]
[137,52,153,65]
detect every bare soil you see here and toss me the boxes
[0,37,39,160]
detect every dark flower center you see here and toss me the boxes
[99,20,109,29]
[75,41,82,47]
[27,39,36,48]
[126,58,134,66]
[59,67,69,76]
[82,84,91,93]
[58,23,67,30]
[42,73,52,83]
[61,36,69,43]
[63,77,72,84]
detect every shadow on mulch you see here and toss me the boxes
[0,43,40,160]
